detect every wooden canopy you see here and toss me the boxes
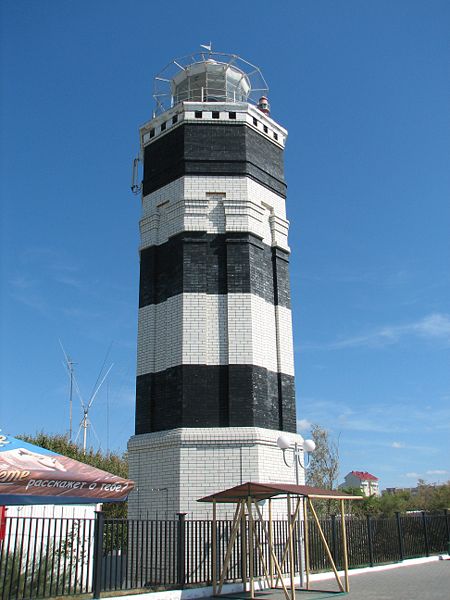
[199,481,362,503]
[198,481,362,599]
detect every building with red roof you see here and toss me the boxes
[340,470,380,496]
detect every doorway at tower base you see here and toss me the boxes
[128,427,306,520]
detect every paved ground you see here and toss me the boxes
[314,559,450,599]
[218,559,450,600]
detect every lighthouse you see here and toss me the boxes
[128,50,306,518]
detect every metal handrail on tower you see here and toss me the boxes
[152,49,269,116]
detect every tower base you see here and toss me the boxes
[128,427,305,519]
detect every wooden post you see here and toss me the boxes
[340,499,349,593]
[269,498,273,588]
[274,497,302,585]
[308,499,344,592]
[241,500,247,592]
[253,501,292,600]
[212,500,217,596]
[287,495,296,600]
[296,499,303,589]
[303,498,310,590]
[218,501,243,594]
[250,499,271,589]
[247,497,255,599]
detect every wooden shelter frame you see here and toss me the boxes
[199,482,362,599]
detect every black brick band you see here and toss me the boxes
[139,232,291,309]
[135,365,296,434]
[143,123,286,197]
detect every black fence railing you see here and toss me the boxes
[1,511,449,599]
[0,515,95,600]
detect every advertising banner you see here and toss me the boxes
[0,433,134,505]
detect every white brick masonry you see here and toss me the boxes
[132,95,299,531]
[139,176,290,251]
[137,294,294,376]
[275,305,296,377]
[128,428,306,519]
[140,102,288,149]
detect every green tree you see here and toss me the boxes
[410,480,450,513]
[427,481,450,512]
[306,424,340,490]
[378,490,411,516]
[306,425,340,515]
[340,483,450,517]
[18,432,128,517]
[339,486,371,516]
[340,486,416,517]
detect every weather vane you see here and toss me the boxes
[200,42,213,53]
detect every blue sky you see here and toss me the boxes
[1,0,449,490]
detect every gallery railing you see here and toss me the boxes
[1,511,449,599]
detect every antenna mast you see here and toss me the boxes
[60,340,76,442]
[75,362,114,454]
[61,341,113,454]
[68,358,74,441]
[82,408,89,454]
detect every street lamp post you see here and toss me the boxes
[276,433,316,589]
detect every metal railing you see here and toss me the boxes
[1,511,448,599]
[0,515,95,599]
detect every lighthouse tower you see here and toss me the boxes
[128,50,305,518]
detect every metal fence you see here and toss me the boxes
[0,515,95,600]
[1,511,449,599]
[307,511,449,572]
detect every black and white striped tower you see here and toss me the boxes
[128,50,306,518]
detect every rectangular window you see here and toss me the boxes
[172,115,178,124]
[149,129,155,138]
[253,117,258,127]
[273,132,278,141]
[195,111,202,119]
[228,112,236,119]
[160,122,166,132]
[212,111,220,119]
[263,125,268,133]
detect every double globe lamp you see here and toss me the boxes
[276,434,316,485]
